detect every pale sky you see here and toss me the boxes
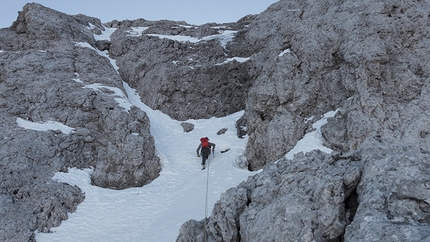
[0,0,279,28]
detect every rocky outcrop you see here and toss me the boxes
[241,1,349,170]
[106,19,254,121]
[0,3,160,241]
[177,0,430,241]
[241,0,430,170]
[344,140,430,241]
[177,150,362,241]
[179,145,430,242]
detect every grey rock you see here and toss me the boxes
[241,0,350,169]
[108,20,253,121]
[95,40,111,51]
[241,0,430,169]
[235,115,247,139]
[181,122,194,133]
[176,219,206,242]
[344,141,430,241]
[177,151,362,241]
[0,182,84,241]
[0,3,160,241]
[178,0,430,241]
[90,106,160,190]
[7,3,97,50]
[216,128,228,135]
[245,108,308,170]
[234,154,248,169]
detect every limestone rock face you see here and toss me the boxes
[241,1,349,169]
[107,19,254,121]
[0,3,160,241]
[8,3,98,48]
[90,106,160,190]
[179,145,430,242]
[242,0,430,169]
[177,0,430,241]
[344,141,430,241]
[177,151,362,242]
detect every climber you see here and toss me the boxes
[196,137,216,170]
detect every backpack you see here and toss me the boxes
[200,137,209,148]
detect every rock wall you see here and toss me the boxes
[177,0,430,241]
[344,140,430,241]
[106,19,254,121]
[241,0,430,169]
[179,146,430,242]
[177,150,362,242]
[0,3,160,241]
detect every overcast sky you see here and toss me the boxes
[1,0,278,28]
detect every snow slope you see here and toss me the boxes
[35,100,253,242]
[30,26,336,242]
[33,86,335,241]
